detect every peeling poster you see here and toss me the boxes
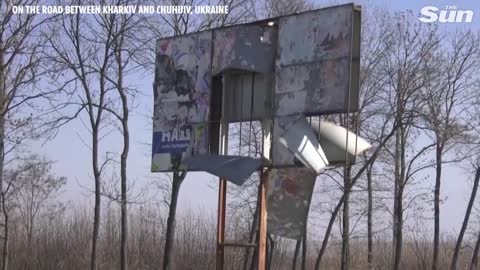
[152,31,212,172]
[267,167,316,240]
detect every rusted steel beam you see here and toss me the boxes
[257,169,269,270]
[216,177,227,270]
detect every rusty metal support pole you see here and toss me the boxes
[216,177,227,270]
[257,168,269,270]
[256,117,271,270]
[216,79,229,270]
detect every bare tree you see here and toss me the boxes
[0,157,43,270]
[341,164,352,270]
[358,8,392,269]
[100,5,153,269]
[314,121,397,269]
[48,2,159,268]
[417,30,480,270]
[301,227,307,270]
[257,0,313,18]
[453,167,480,270]
[162,169,186,270]
[365,157,375,268]
[378,12,441,270]
[114,19,131,270]
[13,155,66,246]
[0,2,59,269]
[471,228,480,270]
[46,5,119,268]
[292,238,301,270]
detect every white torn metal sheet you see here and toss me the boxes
[271,116,300,167]
[310,118,372,164]
[212,25,276,75]
[277,116,328,174]
[185,154,262,186]
[152,31,212,172]
[272,116,372,168]
[274,4,360,116]
[267,167,316,240]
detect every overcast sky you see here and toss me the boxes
[31,0,480,235]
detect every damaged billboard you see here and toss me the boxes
[152,3,362,176]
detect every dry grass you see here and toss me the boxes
[0,204,475,270]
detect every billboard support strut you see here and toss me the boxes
[216,177,227,270]
[257,168,269,270]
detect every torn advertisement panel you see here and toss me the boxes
[311,119,372,164]
[152,31,212,172]
[277,116,328,174]
[185,155,262,186]
[274,4,360,116]
[271,116,300,168]
[267,168,316,240]
[272,116,372,168]
[212,25,276,75]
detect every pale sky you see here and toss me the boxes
[30,0,480,237]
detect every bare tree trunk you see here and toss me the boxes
[0,143,5,270]
[267,234,274,270]
[1,194,7,270]
[115,39,130,270]
[119,104,129,270]
[432,144,442,270]
[243,202,259,270]
[249,186,265,270]
[301,227,307,270]
[120,116,128,270]
[292,239,301,270]
[315,196,345,270]
[470,229,480,270]
[341,165,352,270]
[367,160,374,269]
[393,72,405,270]
[393,130,406,270]
[27,214,33,246]
[89,36,109,270]
[452,167,480,270]
[314,126,396,270]
[162,171,185,270]
[250,230,259,270]
[91,132,101,270]
[0,47,5,270]
[1,214,7,270]
[393,122,401,270]
[393,188,404,270]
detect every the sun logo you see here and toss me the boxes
[419,6,474,23]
